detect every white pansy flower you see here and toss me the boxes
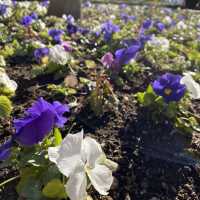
[177,21,187,30]
[0,68,17,93]
[49,45,70,65]
[147,36,170,51]
[181,73,200,99]
[48,130,117,200]
[163,16,173,25]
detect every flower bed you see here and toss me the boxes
[0,1,200,200]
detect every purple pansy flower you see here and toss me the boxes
[152,73,186,103]
[0,4,7,15]
[66,15,75,24]
[83,1,92,8]
[119,3,127,9]
[67,23,78,35]
[40,0,49,7]
[0,98,69,160]
[101,20,120,42]
[142,19,152,30]
[21,15,33,27]
[101,52,114,68]
[14,97,69,146]
[48,29,64,44]
[34,47,49,63]
[115,41,141,66]
[154,22,165,32]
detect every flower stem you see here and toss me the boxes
[0,175,20,188]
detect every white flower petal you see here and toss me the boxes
[65,162,87,200]
[181,74,200,99]
[87,164,113,195]
[49,45,70,65]
[0,68,17,92]
[82,137,103,168]
[48,146,60,163]
[56,130,83,177]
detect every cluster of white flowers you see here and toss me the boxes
[48,130,117,200]
[147,36,170,51]
[0,68,18,93]
[181,72,200,99]
[49,45,70,65]
[177,21,187,30]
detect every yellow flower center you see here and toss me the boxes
[41,56,49,65]
[164,88,172,96]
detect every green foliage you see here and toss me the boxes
[137,85,157,106]
[16,167,43,200]
[136,85,199,133]
[123,62,142,80]
[88,76,119,116]
[0,95,12,117]
[47,84,77,96]
[53,128,62,146]
[42,179,67,199]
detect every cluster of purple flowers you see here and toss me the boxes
[152,73,186,103]
[120,13,136,23]
[0,98,69,160]
[101,20,120,42]
[48,29,64,44]
[140,19,165,33]
[21,12,38,27]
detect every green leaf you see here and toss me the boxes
[85,60,96,69]
[54,128,62,146]
[136,85,157,106]
[0,95,12,117]
[42,179,67,199]
[16,168,43,200]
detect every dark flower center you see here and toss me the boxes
[164,88,172,96]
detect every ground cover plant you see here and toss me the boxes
[0,0,200,200]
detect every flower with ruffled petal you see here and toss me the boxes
[14,97,69,146]
[101,52,114,68]
[152,73,186,103]
[115,41,141,66]
[181,73,200,99]
[49,45,70,65]
[48,130,117,200]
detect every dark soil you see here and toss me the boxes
[0,56,200,200]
